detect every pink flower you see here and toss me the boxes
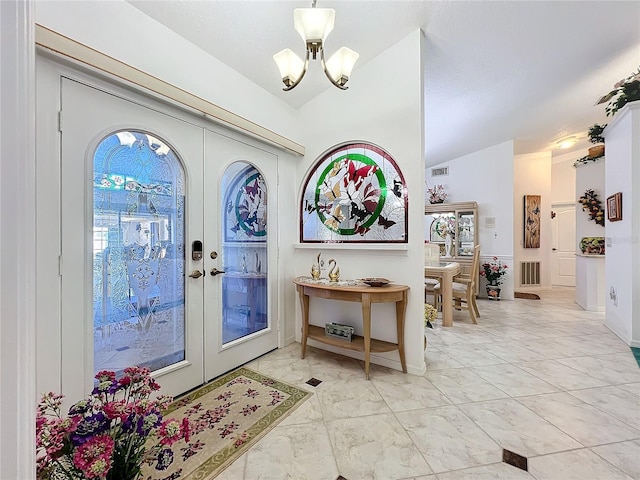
[181,417,191,444]
[103,400,128,420]
[159,419,182,446]
[94,370,116,383]
[73,434,114,478]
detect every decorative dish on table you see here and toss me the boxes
[359,277,391,287]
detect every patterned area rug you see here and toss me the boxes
[143,367,312,480]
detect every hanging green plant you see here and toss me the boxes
[578,189,605,226]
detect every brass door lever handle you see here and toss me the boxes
[210,268,225,277]
[188,270,204,279]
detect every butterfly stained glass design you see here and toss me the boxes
[224,165,267,242]
[300,143,408,243]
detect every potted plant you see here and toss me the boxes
[480,257,508,300]
[36,366,191,480]
[587,123,607,159]
[598,66,640,117]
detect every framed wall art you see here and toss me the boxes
[523,194,541,248]
[300,142,408,243]
[607,192,622,222]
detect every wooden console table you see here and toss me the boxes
[293,277,409,380]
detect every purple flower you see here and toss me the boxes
[71,412,110,445]
[155,448,174,470]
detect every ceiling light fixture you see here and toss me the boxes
[557,136,577,149]
[273,0,359,91]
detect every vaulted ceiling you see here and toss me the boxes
[128,1,640,166]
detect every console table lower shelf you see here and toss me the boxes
[293,278,409,379]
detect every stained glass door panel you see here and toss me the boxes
[93,131,186,375]
[203,129,278,382]
[220,163,268,344]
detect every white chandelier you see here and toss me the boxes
[273,1,359,91]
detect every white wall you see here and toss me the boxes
[603,101,640,346]
[426,141,515,299]
[35,0,303,147]
[291,30,426,375]
[551,152,577,204]
[0,1,36,478]
[575,159,606,243]
[514,152,553,289]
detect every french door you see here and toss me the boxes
[60,77,277,400]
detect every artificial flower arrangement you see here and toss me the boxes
[36,366,190,480]
[427,184,447,204]
[480,257,509,286]
[434,215,456,238]
[424,303,438,329]
[578,189,605,226]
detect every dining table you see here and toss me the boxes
[424,261,461,327]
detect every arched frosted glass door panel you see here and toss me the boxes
[93,130,185,375]
[220,163,268,344]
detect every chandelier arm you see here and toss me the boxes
[282,48,310,91]
[320,48,348,90]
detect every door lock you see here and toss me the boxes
[210,251,218,259]
[210,267,225,277]
[188,270,204,279]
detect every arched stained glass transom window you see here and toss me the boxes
[93,130,185,376]
[300,142,408,243]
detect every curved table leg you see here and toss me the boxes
[297,286,310,359]
[396,290,407,373]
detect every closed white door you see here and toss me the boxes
[551,203,576,286]
[60,77,277,400]
[203,130,278,381]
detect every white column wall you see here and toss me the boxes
[292,30,427,375]
[603,101,640,346]
[575,159,606,242]
[0,1,37,478]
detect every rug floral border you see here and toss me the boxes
[166,367,312,479]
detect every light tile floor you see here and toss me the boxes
[218,287,640,480]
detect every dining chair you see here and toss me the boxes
[434,245,481,323]
[424,243,440,304]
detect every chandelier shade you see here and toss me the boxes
[274,1,358,91]
[294,7,335,45]
[325,47,359,85]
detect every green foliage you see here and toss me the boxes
[588,124,606,144]
[604,67,640,117]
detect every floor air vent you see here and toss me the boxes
[520,261,541,286]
